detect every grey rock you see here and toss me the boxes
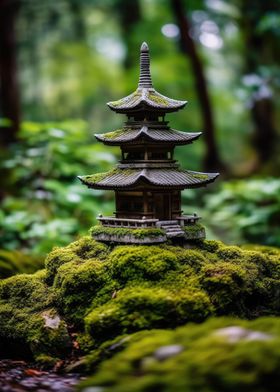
[42,310,61,329]
[154,344,184,361]
[213,326,273,343]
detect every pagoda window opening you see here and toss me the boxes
[122,148,173,162]
[125,151,145,160]
[131,113,160,122]
[115,191,146,218]
[147,151,168,160]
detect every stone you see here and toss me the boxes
[154,344,184,361]
[213,326,273,343]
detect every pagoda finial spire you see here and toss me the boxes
[138,42,153,89]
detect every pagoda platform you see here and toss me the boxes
[90,214,205,244]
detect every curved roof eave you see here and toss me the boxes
[78,170,219,190]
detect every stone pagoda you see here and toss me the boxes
[79,42,219,244]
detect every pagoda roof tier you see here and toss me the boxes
[107,42,187,114]
[78,168,219,190]
[95,126,202,146]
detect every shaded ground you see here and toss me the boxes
[0,360,83,392]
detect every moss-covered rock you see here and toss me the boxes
[80,317,280,392]
[0,235,279,372]
[0,249,43,279]
[85,286,211,342]
[45,236,108,282]
[0,271,71,360]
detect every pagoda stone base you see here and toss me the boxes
[90,225,167,244]
[90,217,205,244]
[91,232,167,244]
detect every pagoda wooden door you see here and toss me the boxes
[154,193,171,220]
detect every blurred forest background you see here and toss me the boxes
[0,0,280,275]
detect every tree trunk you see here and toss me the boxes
[0,0,20,145]
[170,0,224,172]
[240,0,278,171]
[68,0,86,41]
[114,0,141,69]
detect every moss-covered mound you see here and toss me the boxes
[0,249,43,279]
[0,236,279,367]
[80,316,280,392]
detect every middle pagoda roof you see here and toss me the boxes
[95,125,202,146]
[107,42,187,114]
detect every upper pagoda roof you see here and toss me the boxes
[95,126,202,145]
[78,168,219,190]
[107,42,187,114]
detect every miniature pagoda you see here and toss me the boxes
[79,42,219,244]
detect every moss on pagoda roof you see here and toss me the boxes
[78,168,219,189]
[107,87,187,114]
[95,126,202,145]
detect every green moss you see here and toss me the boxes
[217,245,243,259]
[83,171,115,183]
[0,272,71,359]
[0,249,43,278]
[82,168,135,185]
[45,246,78,283]
[183,223,205,239]
[242,244,280,256]
[167,247,208,272]
[90,225,165,240]
[35,354,60,368]
[191,173,209,180]
[80,317,280,392]
[1,236,280,370]
[85,286,212,342]
[54,258,108,323]
[200,261,257,313]
[197,239,224,252]
[148,92,169,106]
[45,236,108,282]
[102,129,129,139]
[108,100,122,107]
[108,246,177,282]
[0,270,54,310]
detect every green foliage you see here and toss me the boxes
[203,178,280,247]
[80,317,280,392]
[0,121,116,256]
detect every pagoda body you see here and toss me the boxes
[79,42,219,243]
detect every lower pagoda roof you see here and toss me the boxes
[78,168,219,190]
[95,126,202,145]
